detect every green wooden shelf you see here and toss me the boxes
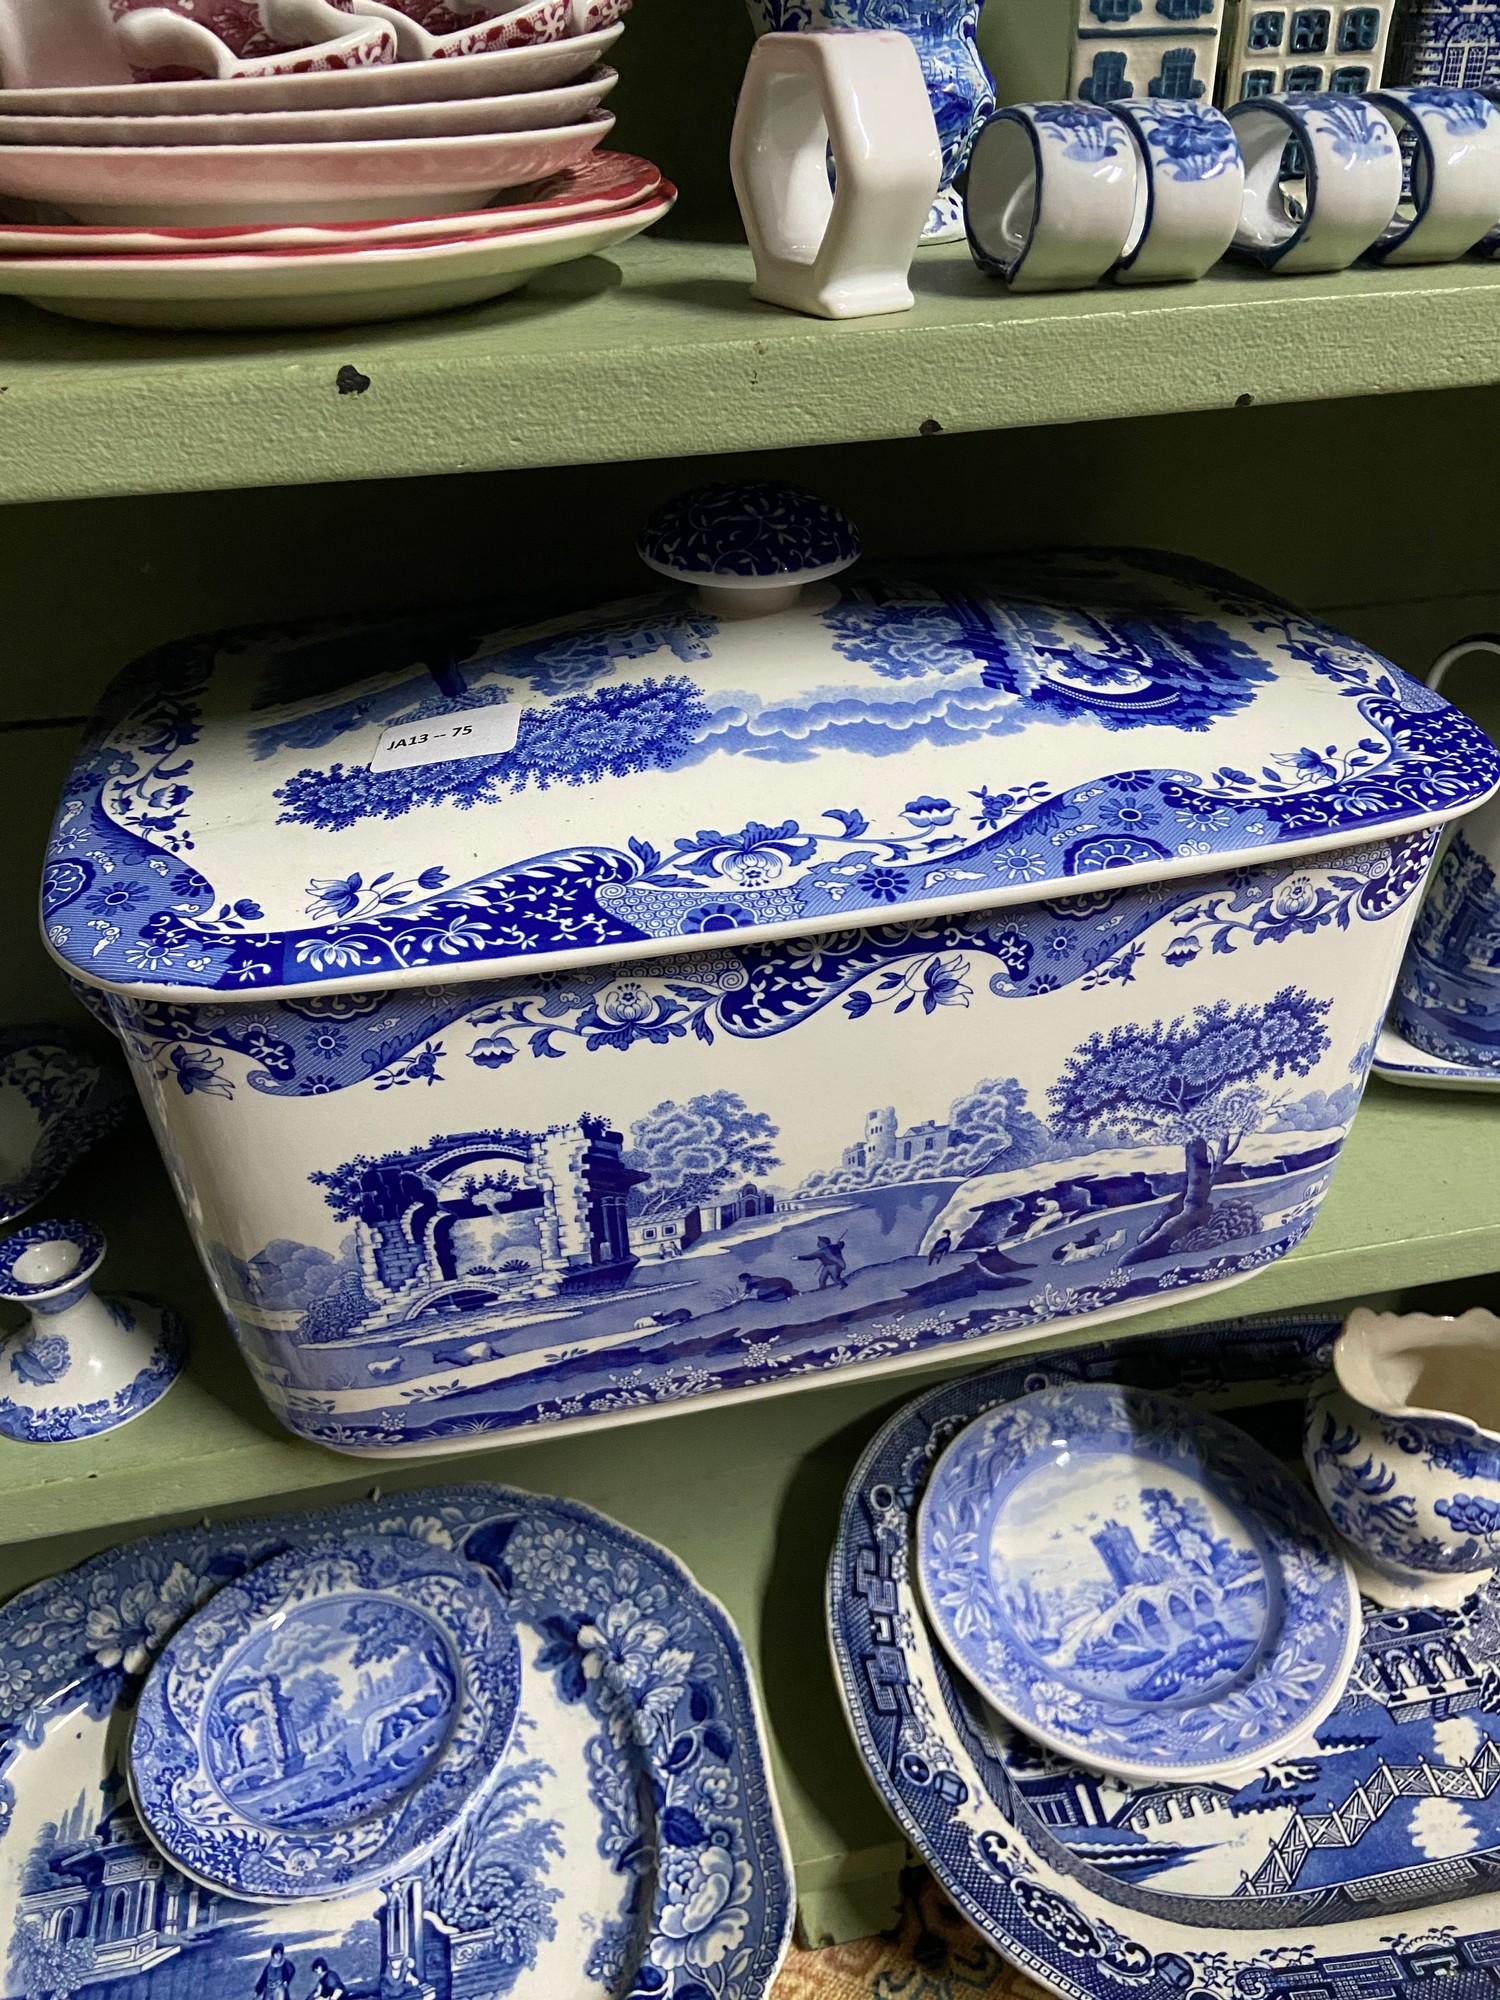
[5,237,1500,503]
[2,1077,1499,1940]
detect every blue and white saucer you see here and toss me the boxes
[1372,1022,1500,1093]
[916,1382,1360,1782]
[129,1532,522,1902]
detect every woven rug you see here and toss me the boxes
[773,1867,1046,1999]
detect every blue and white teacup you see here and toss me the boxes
[1365,88,1500,265]
[965,102,1137,291]
[1392,636,1500,1069]
[1228,92,1402,273]
[1108,99,1243,285]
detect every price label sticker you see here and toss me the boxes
[369,704,522,773]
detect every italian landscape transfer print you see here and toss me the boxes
[0,1486,792,2000]
[40,546,1498,1449]
[830,1315,1500,1993]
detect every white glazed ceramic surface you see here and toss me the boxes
[1365,87,1500,263]
[0,150,658,255]
[0,186,670,325]
[110,0,361,61]
[115,6,397,78]
[730,30,941,321]
[966,103,1138,292]
[0,67,617,146]
[350,0,576,60]
[0,112,613,224]
[1109,99,1243,286]
[1391,637,1500,1070]
[1306,1306,1500,1607]
[0,23,622,112]
[1372,1020,1500,1090]
[1229,92,1403,273]
[43,487,1500,1454]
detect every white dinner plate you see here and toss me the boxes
[0,22,622,115]
[0,148,658,255]
[0,184,671,325]
[0,66,616,146]
[0,111,612,224]
[1371,1020,1500,1093]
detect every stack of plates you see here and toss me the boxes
[0,0,673,325]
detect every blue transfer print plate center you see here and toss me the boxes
[917,1383,1359,1781]
[129,1532,520,1902]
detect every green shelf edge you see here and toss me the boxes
[5,239,1500,502]
[1,1077,1499,1922]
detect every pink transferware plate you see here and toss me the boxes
[0,64,617,145]
[0,22,622,114]
[350,0,573,60]
[0,110,613,225]
[0,179,672,325]
[0,149,659,254]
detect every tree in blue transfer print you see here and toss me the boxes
[626,1090,781,1217]
[274,677,712,830]
[8,1926,97,2000]
[1048,986,1330,1259]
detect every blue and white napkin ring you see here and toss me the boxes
[1364,87,1500,264]
[1228,92,1401,273]
[965,102,1137,292]
[1109,99,1243,285]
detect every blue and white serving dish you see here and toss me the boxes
[832,1312,1500,1987]
[0,1484,793,2000]
[0,1217,183,1443]
[41,480,1500,1458]
[0,1024,130,1227]
[129,1533,522,1901]
[916,1382,1358,1781]
[1373,1020,1500,1092]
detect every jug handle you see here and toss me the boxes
[1428,633,1500,694]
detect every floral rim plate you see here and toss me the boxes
[2,1483,792,2000]
[831,1315,1500,1996]
[915,1382,1359,1781]
[0,1026,131,1226]
[1372,1021,1500,1093]
[129,1532,522,1901]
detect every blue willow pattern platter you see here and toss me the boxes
[915,1383,1358,1781]
[1373,1023,1500,1094]
[0,1027,130,1227]
[0,1485,792,2000]
[129,1534,523,1902]
[832,1312,1500,1996]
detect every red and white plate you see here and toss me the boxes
[0,179,673,325]
[0,147,658,254]
[0,109,613,224]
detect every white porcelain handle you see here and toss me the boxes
[730,30,941,321]
[119,0,354,75]
[1429,633,1500,694]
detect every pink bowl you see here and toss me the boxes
[108,0,365,61]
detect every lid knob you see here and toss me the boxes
[637,481,862,618]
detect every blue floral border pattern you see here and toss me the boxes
[41,579,1498,999]
[830,1315,1500,1991]
[106,832,1437,1103]
[0,1302,183,1444]
[0,1484,793,2000]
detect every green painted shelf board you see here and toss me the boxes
[5,238,1500,502]
[1,1077,1498,1919]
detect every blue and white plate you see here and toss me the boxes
[129,1533,522,1902]
[916,1383,1359,1782]
[1,1486,792,1998]
[1372,1021,1500,1093]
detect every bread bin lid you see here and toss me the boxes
[44,481,1500,1004]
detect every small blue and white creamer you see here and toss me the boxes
[42,482,1500,1457]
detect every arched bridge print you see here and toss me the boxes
[330,1119,647,1328]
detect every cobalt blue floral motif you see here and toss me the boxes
[832,1312,1500,1972]
[131,1535,522,1901]
[1393,831,1500,1069]
[0,1485,792,2000]
[919,1383,1355,1771]
[1129,102,1239,180]
[41,554,1498,996]
[0,1304,184,1444]
[1398,85,1495,134]
[1031,102,1126,160]
[0,1217,103,1301]
[1303,93,1398,159]
[638,481,862,581]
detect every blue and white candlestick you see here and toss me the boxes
[0,1218,185,1443]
